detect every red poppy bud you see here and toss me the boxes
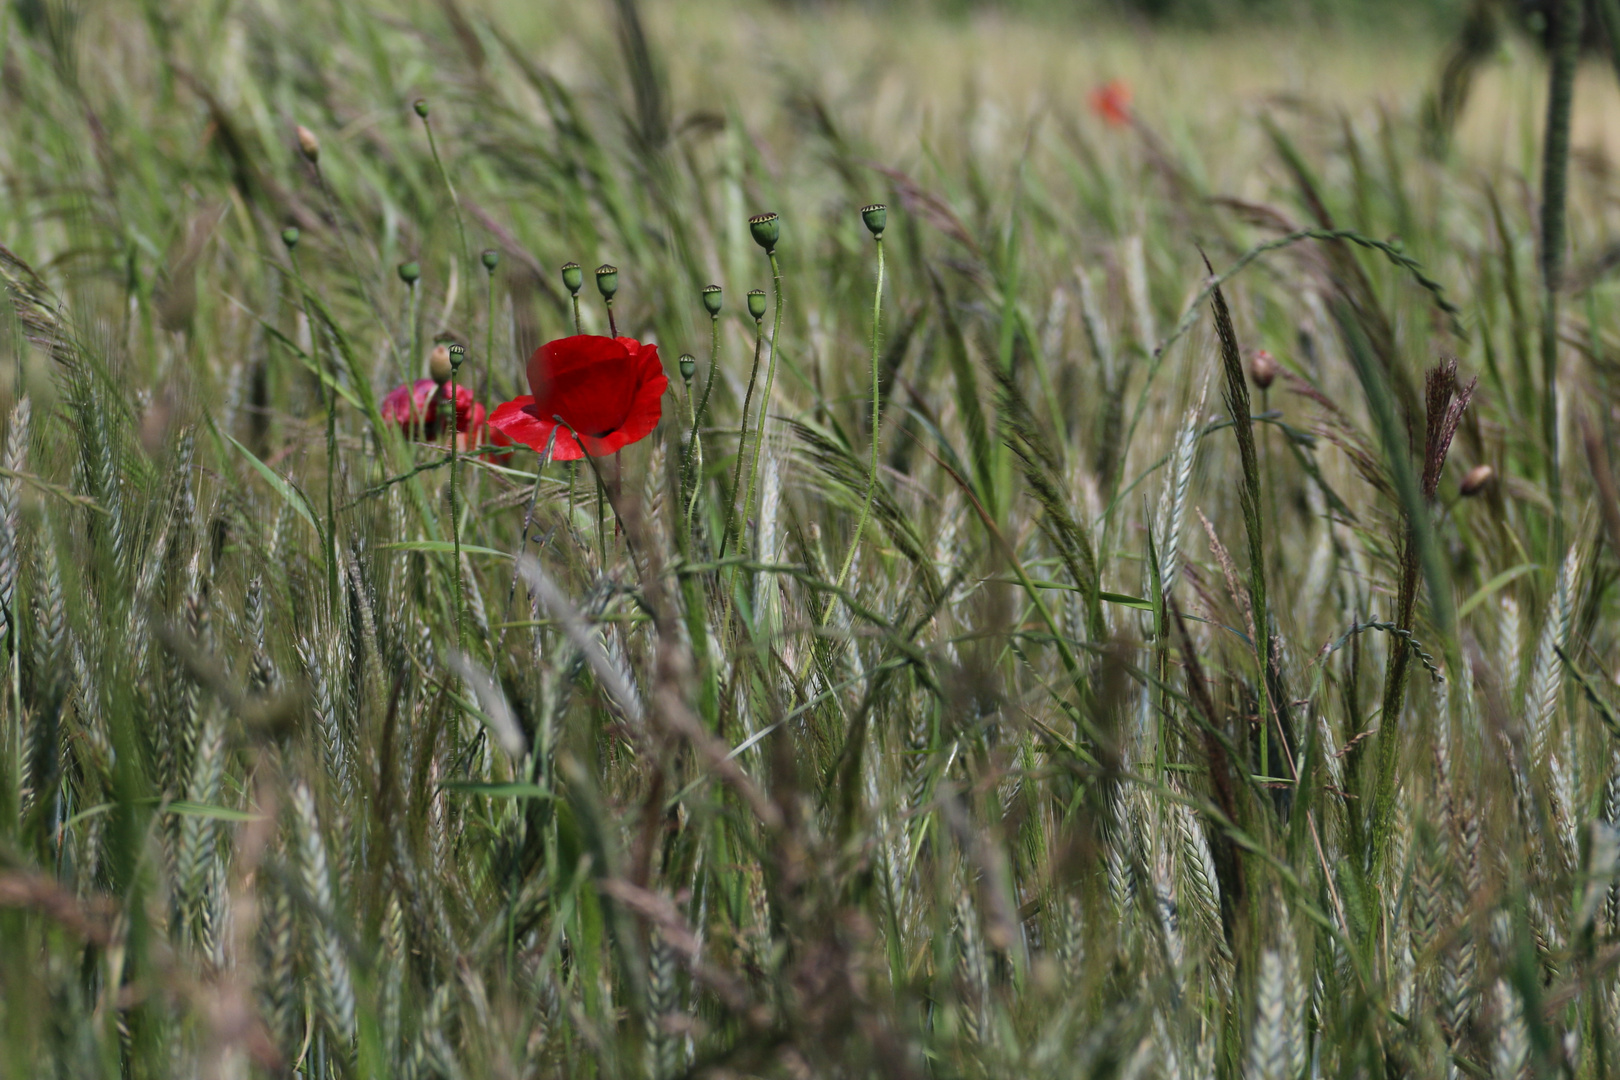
[429,344,453,384]
[1459,463,1495,496]
[1250,349,1278,389]
[486,334,668,461]
[296,125,320,163]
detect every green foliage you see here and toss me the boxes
[1,0,1619,1077]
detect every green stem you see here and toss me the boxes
[448,371,464,650]
[292,248,341,614]
[740,253,785,561]
[605,298,618,339]
[834,234,884,593]
[571,294,582,335]
[1541,0,1580,554]
[486,266,496,399]
[721,316,765,558]
[686,315,721,540]
[421,115,471,310]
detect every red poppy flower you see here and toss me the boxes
[463,402,516,461]
[381,379,476,440]
[1088,80,1132,128]
[487,334,668,462]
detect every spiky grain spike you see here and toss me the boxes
[1246,949,1289,1080]
[0,397,29,626]
[292,779,358,1049]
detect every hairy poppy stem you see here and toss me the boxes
[571,294,582,335]
[834,232,884,593]
[739,252,785,560]
[419,110,471,314]
[721,311,766,559]
[448,369,465,651]
[686,314,719,541]
[605,298,618,339]
[290,245,341,615]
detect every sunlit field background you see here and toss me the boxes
[5,0,1620,1076]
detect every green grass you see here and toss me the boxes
[2,0,1620,1077]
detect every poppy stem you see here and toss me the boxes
[571,294,582,336]
[721,314,765,559]
[739,252,785,561]
[833,232,884,594]
[449,371,464,651]
[290,246,341,616]
[419,111,472,316]
[683,366,704,546]
[605,297,618,339]
[686,312,720,541]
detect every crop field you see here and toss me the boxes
[5,0,1620,1076]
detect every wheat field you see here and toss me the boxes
[1,0,1619,1077]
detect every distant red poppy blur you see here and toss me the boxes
[1089,80,1132,128]
[487,334,667,462]
[381,379,511,458]
[381,379,473,440]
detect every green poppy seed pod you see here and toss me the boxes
[747,288,766,320]
[595,264,619,299]
[398,261,421,285]
[561,261,583,295]
[701,284,722,316]
[447,343,466,371]
[281,226,300,250]
[748,212,780,254]
[482,248,499,272]
[861,203,887,237]
[295,125,320,164]
[429,343,453,383]
[413,99,429,118]
[679,354,695,382]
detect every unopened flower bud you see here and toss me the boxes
[1459,463,1495,497]
[413,99,429,118]
[295,125,320,163]
[281,226,300,250]
[861,203,887,237]
[447,343,466,371]
[679,354,695,382]
[1250,349,1278,390]
[482,248,500,271]
[701,284,722,316]
[561,262,583,295]
[595,264,619,299]
[747,288,766,320]
[398,261,421,285]
[429,343,453,383]
[749,212,780,254]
